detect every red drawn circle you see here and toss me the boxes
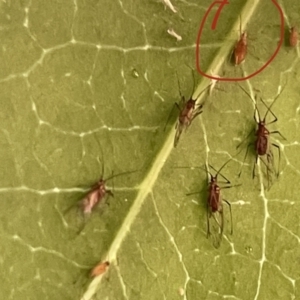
[195,0,285,81]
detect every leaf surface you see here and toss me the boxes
[0,1,299,300]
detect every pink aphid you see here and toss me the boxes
[233,32,247,65]
[81,179,113,214]
[233,17,247,65]
[289,26,298,47]
[90,261,110,278]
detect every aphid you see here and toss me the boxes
[90,261,110,278]
[171,73,210,148]
[237,84,286,187]
[64,166,137,234]
[289,26,298,47]
[181,158,235,248]
[233,18,247,65]
[205,161,233,248]
[81,178,113,214]
[81,169,137,214]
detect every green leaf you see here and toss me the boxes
[1,1,299,300]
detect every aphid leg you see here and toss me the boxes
[269,130,286,140]
[190,105,203,122]
[211,210,223,248]
[238,142,252,177]
[105,190,114,206]
[223,199,233,234]
[164,103,179,132]
[218,209,224,236]
[265,154,273,189]
[236,129,255,150]
[174,124,184,148]
[252,156,258,179]
[258,156,274,189]
[105,176,115,206]
[271,143,281,178]
[206,206,211,238]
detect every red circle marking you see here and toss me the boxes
[195,0,284,81]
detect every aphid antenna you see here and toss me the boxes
[184,63,212,102]
[210,156,233,179]
[104,169,139,182]
[184,64,196,100]
[195,83,212,104]
[163,104,176,132]
[179,64,198,99]
[163,71,184,132]
[237,83,262,121]
[175,70,184,100]
[209,148,244,181]
[94,137,106,178]
[260,82,287,122]
[237,83,256,104]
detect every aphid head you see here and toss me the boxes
[97,178,106,186]
[186,99,196,109]
[210,174,217,183]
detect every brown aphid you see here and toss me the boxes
[206,161,233,248]
[237,84,286,187]
[174,98,202,148]
[289,26,298,47]
[173,75,210,147]
[233,17,247,65]
[90,261,110,278]
[233,32,247,65]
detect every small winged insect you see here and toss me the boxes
[233,17,247,65]
[64,166,137,233]
[90,261,110,278]
[289,26,298,47]
[237,84,286,188]
[167,72,210,148]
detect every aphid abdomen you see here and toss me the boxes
[234,33,247,65]
[208,184,220,213]
[90,261,110,278]
[256,135,268,156]
[82,190,101,214]
[290,27,298,47]
[179,99,196,126]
